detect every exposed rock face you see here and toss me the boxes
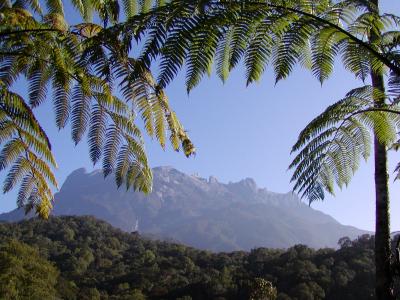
[0,167,367,251]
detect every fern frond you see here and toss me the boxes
[17,173,36,207]
[53,84,70,129]
[88,104,107,164]
[102,125,121,177]
[342,40,371,82]
[186,21,219,92]
[125,159,152,193]
[244,19,273,84]
[311,27,340,84]
[71,82,91,144]
[157,16,201,88]
[115,144,130,187]
[122,0,138,19]
[44,0,65,16]
[3,156,32,193]
[0,85,57,217]
[140,0,152,13]
[272,14,317,83]
[0,139,25,171]
[151,98,166,148]
[216,26,233,82]
[290,86,399,203]
[229,13,257,73]
[28,66,50,108]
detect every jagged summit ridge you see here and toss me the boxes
[0,166,367,251]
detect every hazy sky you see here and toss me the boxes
[1,1,399,232]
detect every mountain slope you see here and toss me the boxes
[0,167,366,251]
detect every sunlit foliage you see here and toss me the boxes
[290,86,400,203]
[0,0,195,217]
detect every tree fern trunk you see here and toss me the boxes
[371,75,393,300]
[369,1,393,299]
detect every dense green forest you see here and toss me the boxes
[1,216,395,299]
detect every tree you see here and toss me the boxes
[289,86,399,299]
[288,2,399,298]
[0,0,195,218]
[249,278,278,300]
[116,0,399,299]
[0,239,59,299]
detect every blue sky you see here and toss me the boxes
[1,1,399,232]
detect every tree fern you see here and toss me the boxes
[290,86,400,202]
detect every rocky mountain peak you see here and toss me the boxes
[238,177,258,192]
[0,166,367,251]
[208,176,219,184]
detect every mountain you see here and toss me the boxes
[0,167,367,251]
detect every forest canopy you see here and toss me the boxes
[0,216,390,300]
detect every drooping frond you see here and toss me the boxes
[0,0,195,218]
[341,39,371,82]
[125,0,400,90]
[185,17,220,92]
[228,12,258,76]
[157,14,201,88]
[27,64,51,108]
[140,0,152,13]
[122,0,138,19]
[244,19,273,84]
[71,82,91,144]
[290,86,400,203]
[0,86,57,218]
[272,14,316,83]
[215,26,233,82]
[45,0,64,15]
[87,104,106,164]
[311,27,341,84]
[102,125,121,177]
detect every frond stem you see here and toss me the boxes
[0,28,81,38]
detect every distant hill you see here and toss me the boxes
[0,166,367,251]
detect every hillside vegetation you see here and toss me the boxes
[0,216,382,299]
